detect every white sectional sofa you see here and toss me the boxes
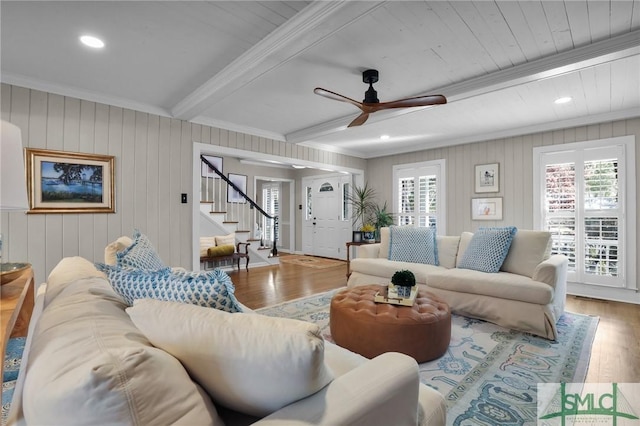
[347,227,568,340]
[8,255,446,426]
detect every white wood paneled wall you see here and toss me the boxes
[0,83,365,285]
[366,117,640,270]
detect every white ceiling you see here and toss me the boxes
[2,1,639,159]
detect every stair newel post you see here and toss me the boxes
[271,216,278,257]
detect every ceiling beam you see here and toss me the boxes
[287,29,640,144]
[171,1,385,121]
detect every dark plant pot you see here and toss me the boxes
[396,285,412,298]
[363,231,375,242]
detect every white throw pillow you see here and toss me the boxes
[215,233,235,246]
[104,236,134,265]
[200,236,217,257]
[127,299,334,417]
[501,229,552,278]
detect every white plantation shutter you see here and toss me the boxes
[393,160,445,232]
[535,139,635,290]
[262,183,280,246]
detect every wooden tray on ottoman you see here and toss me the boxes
[374,284,417,306]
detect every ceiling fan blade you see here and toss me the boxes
[348,112,370,127]
[369,94,447,111]
[314,88,363,109]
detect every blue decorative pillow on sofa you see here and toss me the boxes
[116,229,166,271]
[95,264,242,313]
[458,227,517,273]
[389,225,439,265]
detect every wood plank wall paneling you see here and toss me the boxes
[365,117,640,277]
[0,84,365,285]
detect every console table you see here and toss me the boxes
[1,267,34,381]
[345,242,367,278]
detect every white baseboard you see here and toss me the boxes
[567,282,640,305]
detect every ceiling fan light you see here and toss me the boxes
[554,96,572,104]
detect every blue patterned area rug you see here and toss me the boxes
[257,290,599,425]
[2,337,26,425]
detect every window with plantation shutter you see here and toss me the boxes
[262,183,279,247]
[393,160,445,233]
[534,137,636,291]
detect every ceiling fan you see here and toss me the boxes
[314,69,447,128]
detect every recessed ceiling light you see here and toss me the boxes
[380,135,390,140]
[292,165,306,169]
[80,35,105,49]
[554,97,572,104]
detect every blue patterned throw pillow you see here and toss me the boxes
[458,227,517,273]
[95,264,242,313]
[116,229,166,270]
[388,226,439,266]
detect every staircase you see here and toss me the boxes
[199,155,280,269]
[199,202,279,268]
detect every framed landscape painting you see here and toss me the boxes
[25,148,115,213]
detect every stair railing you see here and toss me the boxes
[201,155,278,257]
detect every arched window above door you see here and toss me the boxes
[319,182,334,192]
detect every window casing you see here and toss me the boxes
[534,136,636,290]
[393,160,445,233]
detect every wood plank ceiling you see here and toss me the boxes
[1,1,638,158]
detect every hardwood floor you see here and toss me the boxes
[228,259,640,383]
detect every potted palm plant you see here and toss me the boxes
[391,270,416,298]
[347,182,377,232]
[373,201,394,242]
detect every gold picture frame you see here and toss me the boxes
[25,148,115,214]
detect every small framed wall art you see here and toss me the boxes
[25,148,115,214]
[227,173,247,203]
[352,231,363,243]
[201,155,223,178]
[475,163,499,193]
[472,197,503,221]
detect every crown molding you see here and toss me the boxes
[0,73,172,117]
[170,1,384,120]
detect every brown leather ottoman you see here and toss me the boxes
[330,285,451,362]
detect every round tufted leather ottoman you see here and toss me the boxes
[330,285,451,362]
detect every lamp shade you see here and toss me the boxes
[1,120,29,211]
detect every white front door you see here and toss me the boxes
[302,175,351,260]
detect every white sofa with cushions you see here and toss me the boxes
[348,226,568,340]
[8,232,447,426]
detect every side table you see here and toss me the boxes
[345,242,367,278]
[1,267,35,381]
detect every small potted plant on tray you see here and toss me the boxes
[391,270,416,298]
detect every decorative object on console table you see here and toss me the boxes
[471,197,503,220]
[361,223,376,243]
[390,269,416,298]
[351,231,362,243]
[25,148,115,214]
[475,163,499,193]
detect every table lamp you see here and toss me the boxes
[1,120,30,284]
